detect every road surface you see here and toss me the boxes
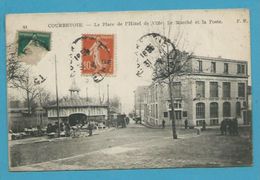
[9,122,252,171]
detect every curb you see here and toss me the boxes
[10,127,116,146]
[140,123,163,129]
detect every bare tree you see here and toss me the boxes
[37,87,54,107]
[155,49,192,139]
[7,43,44,115]
[136,33,192,139]
[11,74,43,115]
[7,43,28,84]
[110,95,121,111]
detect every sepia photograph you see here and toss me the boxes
[6,9,252,171]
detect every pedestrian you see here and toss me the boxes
[202,120,206,131]
[36,125,42,136]
[233,117,239,135]
[122,115,127,128]
[126,116,130,125]
[60,122,64,132]
[220,119,227,135]
[54,122,59,133]
[46,123,52,133]
[162,119,165,129]
[88,121,93,136]
[65,123,71,137]
[184,119,188,129]
[231,119,235,135]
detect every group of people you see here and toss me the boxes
[46,121,98,137]
[220,118,239,136]
[70,121,97,137]
[46,122,71,136]
[46,122,60,134]
[160,118,239,136]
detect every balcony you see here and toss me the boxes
[236,97,246,101]
[209,97,219,101]
[192,96,206,101]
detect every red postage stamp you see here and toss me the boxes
[81,34,114,75]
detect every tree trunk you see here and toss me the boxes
[169,78,177,139]
[26,89,31,115]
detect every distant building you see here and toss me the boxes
[46,80,108,125]
[8,107,47,132]
[134,86,149,121]
[247,86,252,124]
[247,86,252,111]
[144,56,249,127]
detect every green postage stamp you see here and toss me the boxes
[17,31,51,64]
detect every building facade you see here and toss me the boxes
[143,56,249,127]
[9,107,48,132]
[46,80,108,125]
[134,86,149,121]
[46,99,108,123]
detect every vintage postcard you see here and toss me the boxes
[6,9,252,171]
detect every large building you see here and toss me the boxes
[143,56,249,127]
[46,80,108,125]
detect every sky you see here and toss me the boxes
[6,9,251,113]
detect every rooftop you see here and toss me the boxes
[47,98,108,109]
[192,55,247,63]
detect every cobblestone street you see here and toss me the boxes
[10,121,252,171]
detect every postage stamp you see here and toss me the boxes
[17,31,51,65]
[81,34,114,76]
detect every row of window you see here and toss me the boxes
[164,110,184,120]
[196,81,245,98]
[146,85,159,103]
[149,101,243,122]
[146,104,158,119]
[168,100,182,109]
[198,60,246,74]
[152,81,246,100]
[196,102,242,119]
